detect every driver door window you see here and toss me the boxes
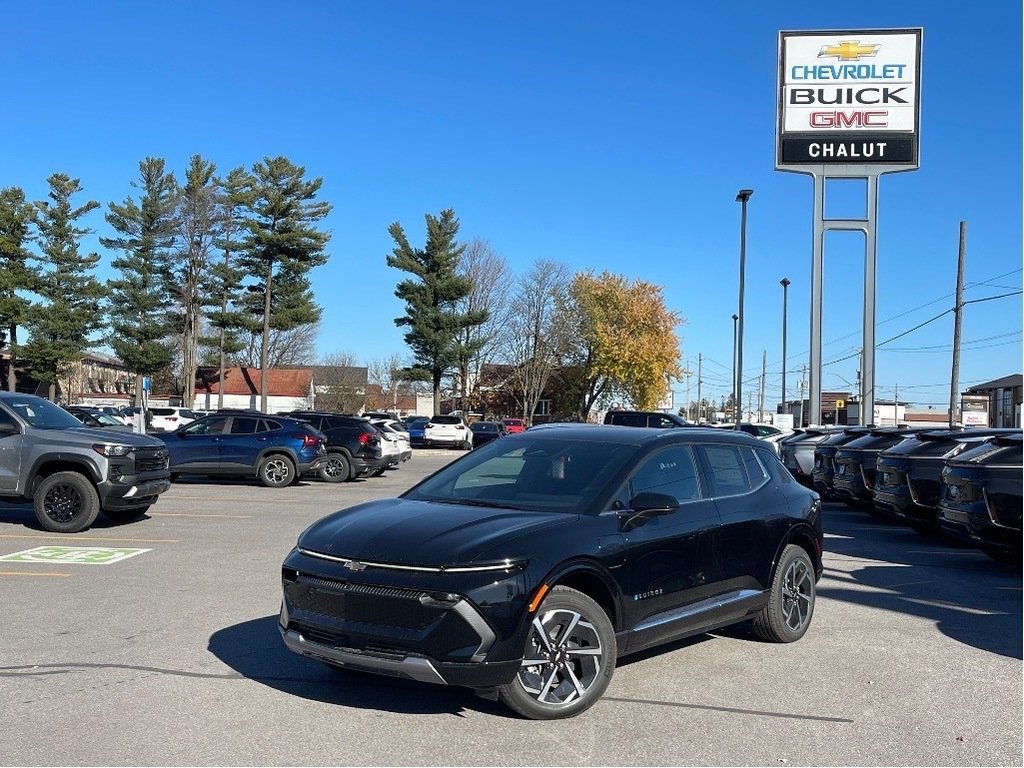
[628,446,702,504]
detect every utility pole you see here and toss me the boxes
[949,221,967,428]
[799,365,807,427]
[696,353,703,424]
[894,382,899,426]
[759,349,766,423]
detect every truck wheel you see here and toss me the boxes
[33,472,101,533]
[258,455,295,488]
[101,506,151,523]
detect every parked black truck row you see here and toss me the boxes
[780,425,1022,565]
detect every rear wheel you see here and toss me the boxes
[498,586,615,720]
[33,472,100,533]
[258,455,296,488]
[752,544,816,643]
[318,453,351,483]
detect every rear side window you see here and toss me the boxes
[742,448,768,487]
[230,417,260,434]
[756,447,793,484]
[609,412,647,427]
[649,415,679,428]
[697,444,751,496]
[261,419,283,431]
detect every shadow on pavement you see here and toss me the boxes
[820,502,1022,659]
[207,614,508,717]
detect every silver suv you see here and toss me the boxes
[0,393,171,533]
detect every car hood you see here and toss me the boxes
[27,426,167,449]
[297,497,577,567]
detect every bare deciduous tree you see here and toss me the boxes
[314,350,366,413]
[367,353,406,412]
[503,259,571,422]
[237,322,319,369]
[454,238,512,410]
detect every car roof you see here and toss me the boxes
[519,424,763,447]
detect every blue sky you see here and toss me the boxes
[2,2,1020,412]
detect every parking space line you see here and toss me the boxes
[0,534,179,544]
[0,571,71,578]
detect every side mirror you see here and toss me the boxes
[619,492,679,531]
[0,422,19,436]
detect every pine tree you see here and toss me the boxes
[171,155,219,408]
[386,209,487,414]
[201,166,251,408]
[101,158,179,403]
[238,156,332,412]
[0,187,37,392]
[23,174,105,401]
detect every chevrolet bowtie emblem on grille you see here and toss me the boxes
[344,560,367,571]
[818,40,880,60]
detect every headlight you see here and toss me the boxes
[92,443,133,457]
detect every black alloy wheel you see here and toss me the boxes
[752,544,816,642]
[32,471,101,533]
[318,453,351,483]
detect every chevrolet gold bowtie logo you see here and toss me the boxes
[818,40,880,60]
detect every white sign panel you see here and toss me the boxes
[777,28,922,168]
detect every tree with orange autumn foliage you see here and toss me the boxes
[557,270,683,418]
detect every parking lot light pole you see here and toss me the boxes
[731,313,738,420]
[780,277,790,414]
[735,188,753,427]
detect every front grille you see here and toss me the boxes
[287,574,439,630]
[136,449,169,472]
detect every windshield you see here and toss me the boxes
[4,397,83,429]
[404,435,636,514]
[89,412,125,427]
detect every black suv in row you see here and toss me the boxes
[281,412,384,481]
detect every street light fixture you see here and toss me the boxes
[735,188,753,426]
[731,313,739,420]
[780,277,790,415]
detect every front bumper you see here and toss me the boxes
[98,476,172,509]
[279,549,531,690]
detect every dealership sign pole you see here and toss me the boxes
[777,28,922,426]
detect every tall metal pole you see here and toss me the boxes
[861,176,880,426]
[696,353,703,424]
[731,314,738,419]
[759,349,766,423]
[809,176,824,426]
[949,221,967,428]
[735,189,753,427]
[780,277,790,414]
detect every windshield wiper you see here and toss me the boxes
[433,497,530,511]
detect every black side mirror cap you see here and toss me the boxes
[629,492,679,514]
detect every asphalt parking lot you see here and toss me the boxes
[0,451,1020,766]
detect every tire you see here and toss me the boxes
[258,455,296,488]
[497,586,616,720]
[752,544,816,643]
[318,453,351,483]
[101,505,151,523]
[33,471,101,533]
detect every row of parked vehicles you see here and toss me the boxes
[779,424,1022,565]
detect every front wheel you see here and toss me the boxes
[33,472,100,533]
[498,586,616,720]
[258,455,296,488]
[752,544,816,643]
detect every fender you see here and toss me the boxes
[26,453,103,492]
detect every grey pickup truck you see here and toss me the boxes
[0,392,171,533]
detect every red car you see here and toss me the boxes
[502,418,526,434]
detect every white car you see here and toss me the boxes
[148,407,197,432]
[423,414,473,450]
[369,419,412,467]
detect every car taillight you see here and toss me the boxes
[359,432,378,445]
[167,416,178,422]
[455,424,465,430]
[296,434,320,447]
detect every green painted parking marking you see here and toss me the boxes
[0,546,151,565]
